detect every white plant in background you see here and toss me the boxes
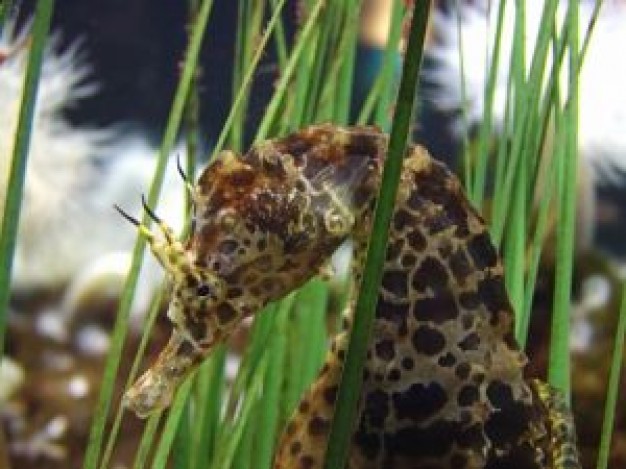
[425,0,626,251]
[0,19,185,339]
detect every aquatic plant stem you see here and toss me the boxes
[322,3,431,468]
[0,0,54,359]
[596,283,626,469]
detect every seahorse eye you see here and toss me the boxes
[196,284,211,297]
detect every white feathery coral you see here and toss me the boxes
[425,1,626,185]
[1,19,185,326]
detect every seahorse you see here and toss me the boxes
[119,124,580,468]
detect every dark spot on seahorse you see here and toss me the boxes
[185,316,207,342]
[307,416,330,436]
[472,372,486,385]
[377,299,410,325]
[438,238,453,258]
[216,303,237,325]
[412,325,446,356]
[346,132,380,157]
[393,209,415,231]
[485,399,532,447]
[455,362,471,380]
[486,380,514,409]
[299,400,310,413]
[299,455,315,469]
[457,385,480,407]
[392,382,447,422]
[227,287,243,299]
[459,291,481,310]
[323,385,338,405]
[388,369,401,381]
[354,428,381,460]
[218,239,238,254]
[386,238,405,262]
[438,352,456,367]
[280,134,313,159]
[382,269,408,298]
[461,313,474,330]
[477,275,510,316]
[401,252,417,268]
[413,291,459,324]
[286,421,297,436]
[485,442,540,469]
[406,228,427,252]
[412,256,449,292]
[384,420,457,458]
[363,389,390,428]
[426,209,452,235]
[458,332,481,351]
[290,441,302,456]
[449,248,473,284]
[457,422,485,449]
[375,339,396,361]
[401,356,414,370]
[177,340,196,358]
[467,231,498,270]
[444,199,471,237]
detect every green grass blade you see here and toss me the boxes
[191,347,226,469]
[82,2,214,467]
[372,0,404,129]
[0,0,55,357]
[213,0,288,155]
[131,413,162,469]
[98,289,165,469]
[151,377,195,469]
[322,3,431,468]
[0,0,15,26]
[548,0,579,397]
[254,0,325,142]
[596,283,626,469]
[256,303,289,469]
[470,0,507,207]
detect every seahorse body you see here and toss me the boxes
[122,125,580,468]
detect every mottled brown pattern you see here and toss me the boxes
[120,125,580,468]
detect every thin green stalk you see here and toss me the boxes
[82,2,214,467]
[322,3,431,468]
[334,0,360,125]
[596,284,626,469]
[548,0,579,397]
[373,0,404,129]
[0,0,14,26]
[98,289,166,469]
[172,401,192,469]
[211,357,268,469]
[490,0,559,246]
[454,0,472,186]
[214,0,288,155]
[356,1,404,127]
[191,347,226,469]
[151,377,196,469]
[0,0,55,358]
[255,0,325,142]
[269,0,288,69]
[131,412,162,469]
[470,0,507,207]
[256,303,289,469]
